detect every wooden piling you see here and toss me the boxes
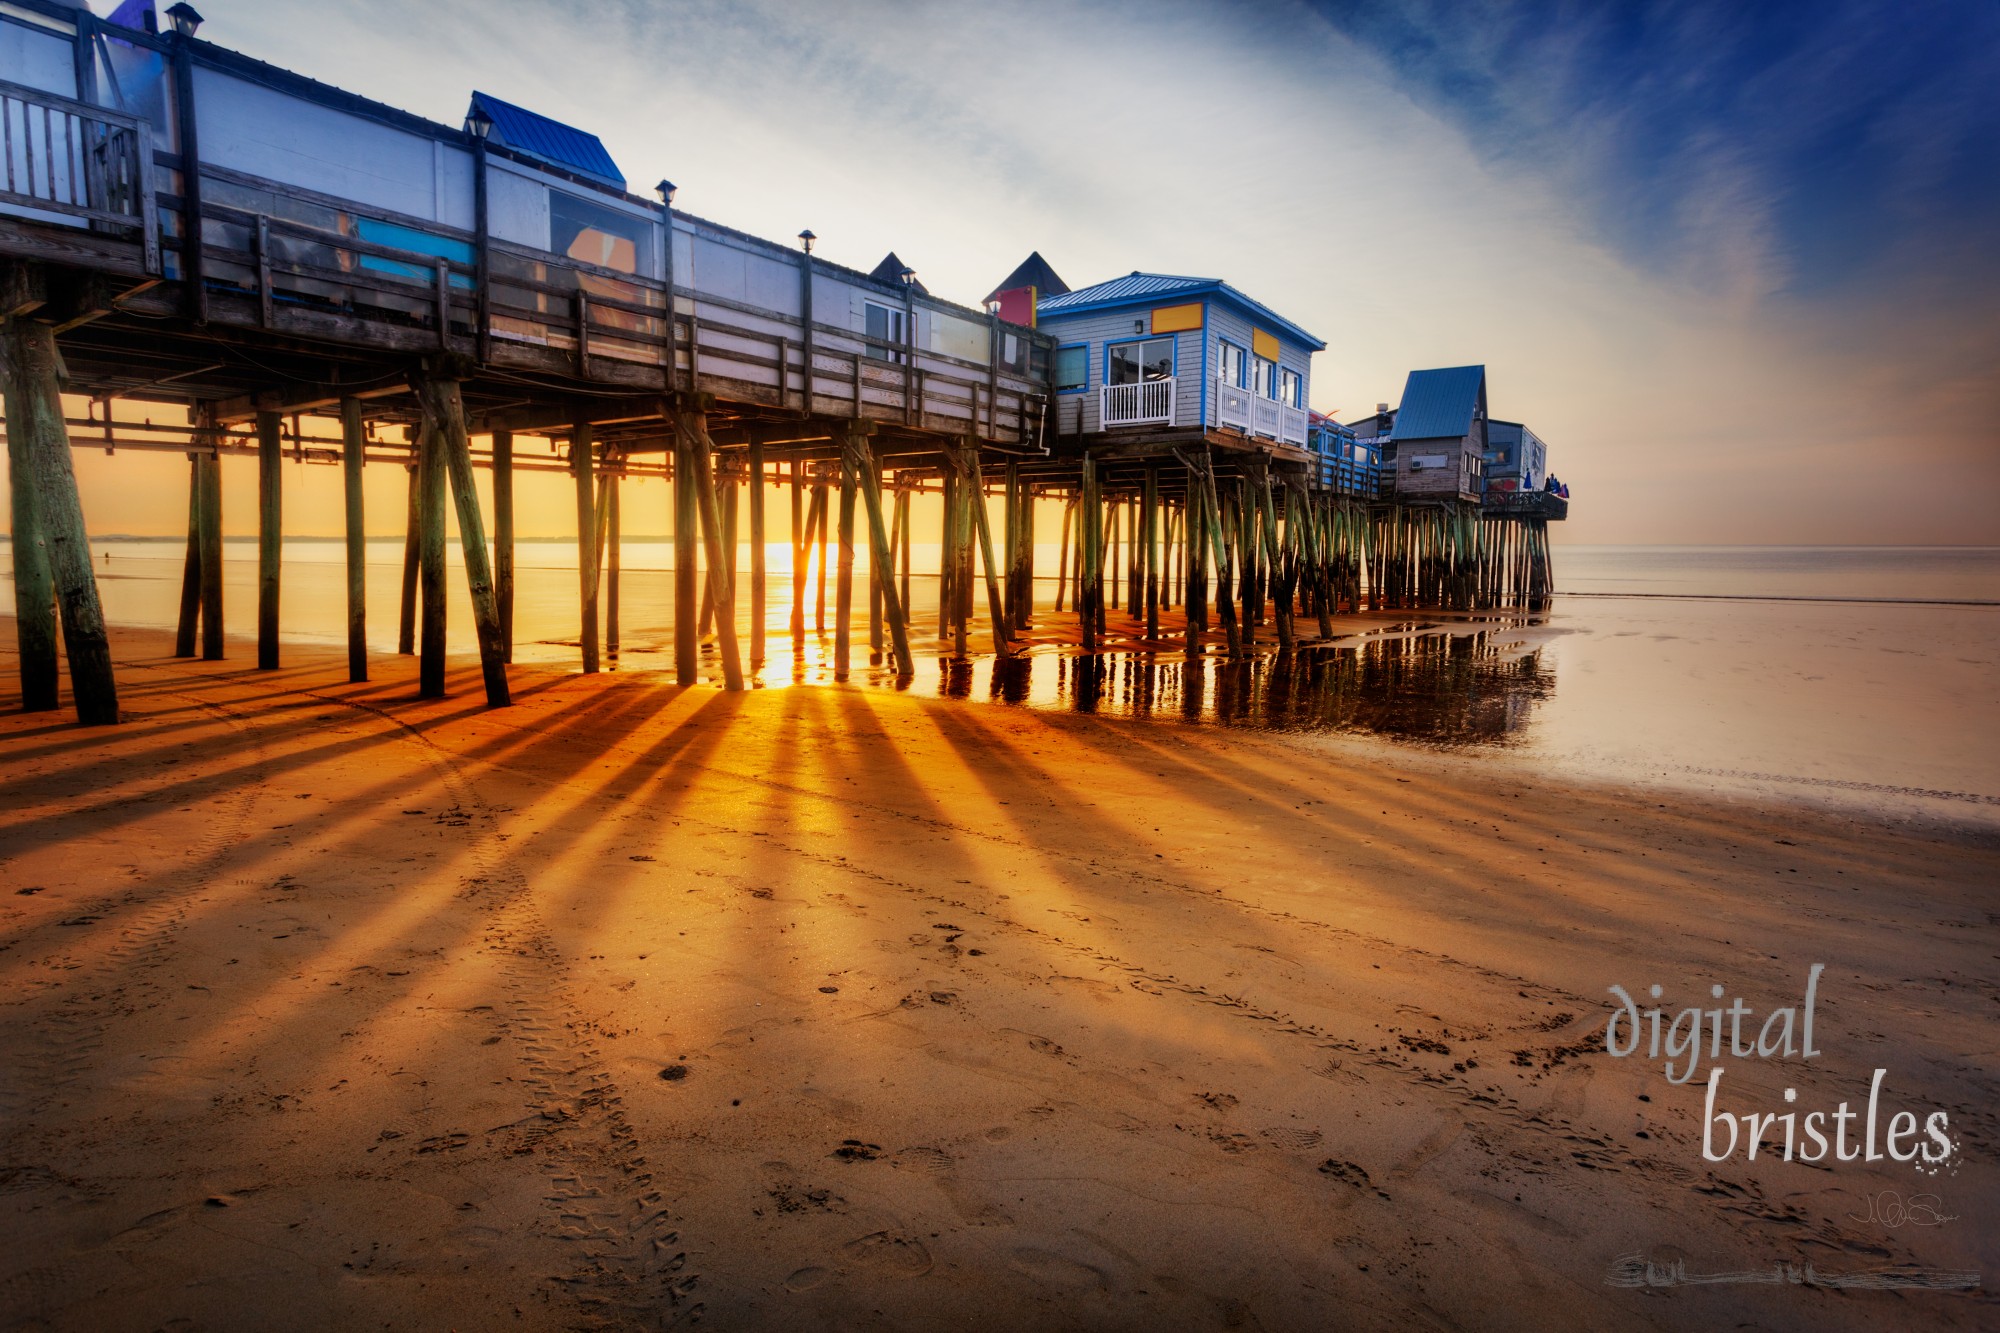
[813,480,830,634]
[1079,454,1100,652]
[897,486,911,617]
[572,421,599,675]
[196,431,223,661]
[835,450,855,677]
[846,424,915,675]
[1196,456,1240,658]
[398,462,418,654]
[416,418,447,698]
[2,354,57,710]
[676,408,744,690]
[749,438,766,668]
[174,460,200,657]
[674,423,698,684]
[415,373,510,707]
[1055,498,1072,613]
[256,410,283,671]
[493,428,514,663]
[937,468,956,639]
[606,471,621,658]
[1143,463,1159,641]
[340,397,367,682]
[789,456,805,648]
[960,439,1011,657]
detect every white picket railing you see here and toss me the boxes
[1213,375,1309,445]
[1278,403,1308,446]
[1214,377,1253,431]
[1100,376,1176,427]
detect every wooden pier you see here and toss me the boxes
[0,0,1560,725]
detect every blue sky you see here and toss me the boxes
[1307,0,2000,309]
[65,0,2000,543]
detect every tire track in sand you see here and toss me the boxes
[292,687,699,1329]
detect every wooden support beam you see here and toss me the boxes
[846,424,914,676]
[749,439,766,669]
[607,471,622,659]
[1055,498,1071,614]
[674,423,698,684]
[937,468,956,641]
[4,315,116,721]
[493,429,514,662]
[789,457,805,649]
[1196,453,1240,658]
[174,459,200,657]
[415,373,510,707]
[960,439,1011,658]
[3,334,58,710]
[835,448,855,678]
[897,487,911,617]
[1002,460,1018,629]
[812,482,829,635]
[1143,462,1160,641]
[1079,454,1100,652]
[675,410,745,690]
[398,462,418,655]
[573,421,599,674]
[340,397,367,682]
[256,410,283,671]
[196,420,223,661]
[416,417,447,697]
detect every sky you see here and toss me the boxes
[53,0,2000,543]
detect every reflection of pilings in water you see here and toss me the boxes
[1050,630,1553,743]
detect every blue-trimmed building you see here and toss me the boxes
[1028,270,1325,452]
[1308,414,1381,497]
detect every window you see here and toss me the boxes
[1217,340,1245,387]
[1251,355,1276,398]
[550,191,648,275]
[1107,337,1173,385]
[864,301,907,362]
[1279,367,1302,408]
[1054,345,1088,392]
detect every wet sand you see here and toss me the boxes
[1,622,1994,1331]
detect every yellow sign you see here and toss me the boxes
[1252,328,1280,361]
[1151,303,1204,334]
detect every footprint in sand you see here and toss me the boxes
[889,1146,953,1175]
[784,1266,832,1292]
[1008,1247,1107,1292]
[1259,1126,1323,1150]
[840,1230,933,1277]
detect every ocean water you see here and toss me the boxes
[5,540,1997,822]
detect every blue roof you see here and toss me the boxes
[1390,365,1486,441]
[469,92,625,190]
[1037,272,1326,350]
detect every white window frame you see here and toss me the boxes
[864,300,907,363]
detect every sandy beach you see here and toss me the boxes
[1,621,1993,1331]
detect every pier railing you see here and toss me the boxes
[1213,376,1309,446]
[1100,377,1177,428]
[0,79,158,273]
[168,163,1050,442]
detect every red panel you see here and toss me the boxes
[992,286,1036,327]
